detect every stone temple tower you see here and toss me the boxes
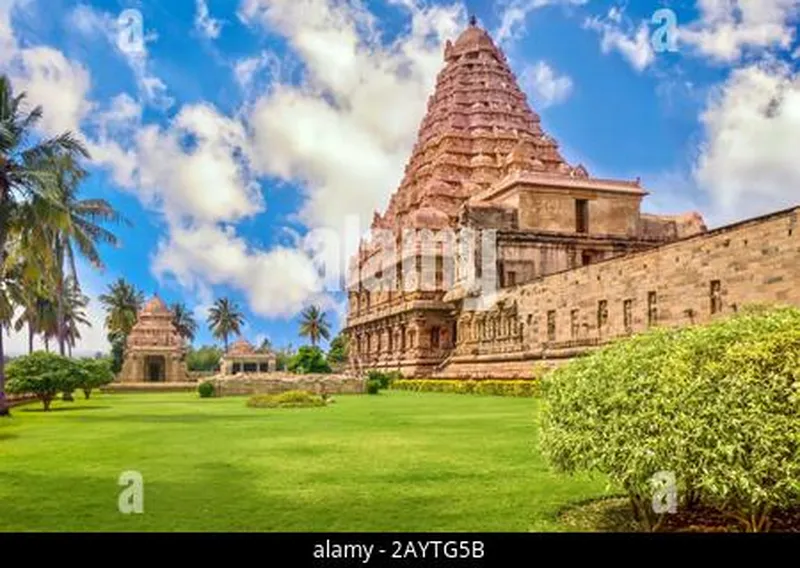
[343,19,707,378]
[118,295,189,383]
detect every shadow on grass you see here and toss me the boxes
[21,405,112,413]
[63,413,266,424]
[556,496,641,532]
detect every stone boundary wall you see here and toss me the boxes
[439,206,800,378]
[209,373,366,397]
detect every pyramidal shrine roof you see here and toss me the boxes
[372,18,591,232]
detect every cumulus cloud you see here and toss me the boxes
[240,0,465,234]
[195,0,223,39]
[584,7,656,72]
[694,62,800,223]
[520,60,573,108]
[494,0,588,43]
[680,0,800,62]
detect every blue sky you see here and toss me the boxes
[2,0,799,355]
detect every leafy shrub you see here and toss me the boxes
[364,370,402,395]
[6,352,79,411]
[74,358,115,399]
[541,307,800,532]
[327,333,349,366]
[288,346,331,374]
[246,390,326,409]
[391,379,540,398]
[197,381,215,398]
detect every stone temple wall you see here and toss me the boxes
[208,373,366,397]
[440,206,800,378]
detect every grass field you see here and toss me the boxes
[0,391,610,532]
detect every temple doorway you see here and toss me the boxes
[144,356,166,382]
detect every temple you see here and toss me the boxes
[219,338,277,375]
[343,21,800,378]
[118,295,189,383]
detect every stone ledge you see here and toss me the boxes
[209,373,366,397]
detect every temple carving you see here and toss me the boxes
[343,21,800,378]
[118,295,189,383]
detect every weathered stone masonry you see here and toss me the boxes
[442,207,800,378]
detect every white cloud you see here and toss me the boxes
[241,0,465,234]
[10,46,94,135]
[520,60,573,108]
[195,0,223,39]
[494,0,588,43]
[584,8,656,72]
[680,0,800,62]
[151,225,328,319]
[694,62,800,223]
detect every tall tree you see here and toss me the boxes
[257,337,272,353]
[327,332,349,365]
[170,302,197,343]
[63,276,91,358]
[298,305,331,347]
[48,153,126,356]
[0,75,88,415]
[206,298,245,352]
[99,278,144,348]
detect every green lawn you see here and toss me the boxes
[0,390,610,532]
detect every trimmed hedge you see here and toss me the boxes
[392,379,539,398]
[541,305,800,532]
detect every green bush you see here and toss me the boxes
[288,346,331,374]
[197,381,215,398]
[364,370,402,395]
[6,352,79,411]
[541,306,800,532]
[246,390,326,409]
[391,379,540,398]
[74,358,115,399]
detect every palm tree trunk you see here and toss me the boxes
[0,325,7,417]
[45,337,50,353]
[28,321,34,355]
[0,199,9,416]
[224,334,229,352]
[56,240,66,357]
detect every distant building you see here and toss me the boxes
[343,21,800,379]
[219,338,277,375]
[118,295,189,383]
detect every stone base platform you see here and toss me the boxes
[209,373,366,397]
[102,382,199,393]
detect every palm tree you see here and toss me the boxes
[298,305,331,347]
[99,278,144,346]
[257,337,272,353]
[206,298,245,352]
[48,153,126,356]
[171,302,197,343]
[63,276,91,358]
[0,75,88,415]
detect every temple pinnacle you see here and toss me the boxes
[469,14,477,27]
